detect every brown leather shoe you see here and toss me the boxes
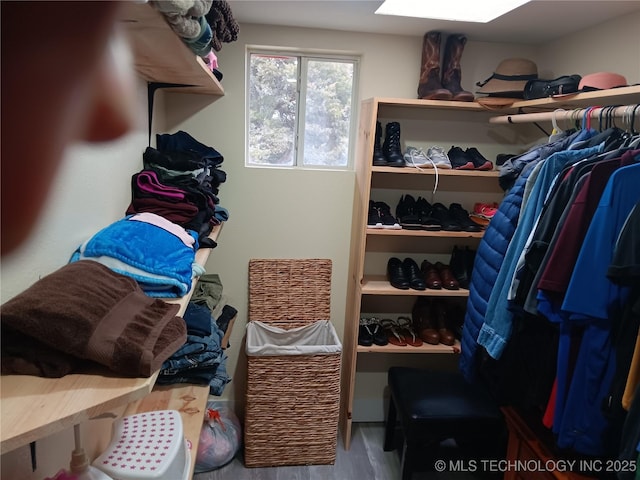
[435,262,459,290]
[432,299,456,346]
[420,260,442,289]
[411,297,440,345]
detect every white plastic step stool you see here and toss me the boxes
[92,410,190,480]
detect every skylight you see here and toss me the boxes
[375,0,532,23]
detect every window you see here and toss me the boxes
[247,50,358,169]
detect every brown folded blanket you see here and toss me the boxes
[1,260,186,378]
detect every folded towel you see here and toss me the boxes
[70,215,198,297]
[1,261,186,377]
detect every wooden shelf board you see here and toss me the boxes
[0,371,157,454]
[370,86,640,114]
[372,166,499,177]
[509,85,640,111]
[374,97,489,112]
[357,339,461,354]
[124,384,210,479]
[361,276,470,296]
[366,228,484,238]
[119,2,224,96]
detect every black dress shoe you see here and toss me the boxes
[387,257,410,289]
[403,257,426,290]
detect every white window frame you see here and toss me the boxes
[245,46,360,171]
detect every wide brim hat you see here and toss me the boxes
[578,72,628,92]
[476,58,538,96]
[475,96,519,109]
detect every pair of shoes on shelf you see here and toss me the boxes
[412,297,460,346]
[358,317,389,346]
[449,246,476,289]
[403,146,452,169]
[380,317,422,347]
[387,257,426,290]
[368,200,401,229]
[396,195,441,231]
[430,203,483,232]
[469,202,499,227]
[448,146,494,170]
[421,260,460,290]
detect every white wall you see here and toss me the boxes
[159,23,538,418]
[539,11,640,81]
[2,10,638,479]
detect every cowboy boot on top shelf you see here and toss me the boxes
[417,31,452,101]
[442,33,475,102]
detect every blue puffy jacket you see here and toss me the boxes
[459,163,536,382]
[459,129,596,382]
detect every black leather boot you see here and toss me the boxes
[372,121,387,166]
[382,122,405,167]
[417,31,453,100]
[442,34,474,102]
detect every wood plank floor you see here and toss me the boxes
[193,422,497,480]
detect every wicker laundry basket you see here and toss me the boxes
[244,259,341,467]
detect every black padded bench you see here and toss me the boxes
[384,367,505,480]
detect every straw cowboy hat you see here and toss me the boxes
[476,58,538,97]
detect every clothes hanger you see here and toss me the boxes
[549,108,565,143]
[627,104,640,148]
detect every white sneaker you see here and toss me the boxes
[426,146,452,169]
[403,146,433,167]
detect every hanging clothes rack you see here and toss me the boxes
[490,104,640,127]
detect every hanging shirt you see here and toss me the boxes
[556,162,640,456]
[477,141,602,360]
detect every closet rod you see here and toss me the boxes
[489,104,640,125]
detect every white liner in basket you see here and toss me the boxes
[246,320,342,356]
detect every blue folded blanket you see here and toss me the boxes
[70,215,200,297]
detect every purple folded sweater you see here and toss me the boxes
[1,261,186,378]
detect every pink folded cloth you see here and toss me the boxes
[136,170,186,200]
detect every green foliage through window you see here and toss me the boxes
[247,51,357,168]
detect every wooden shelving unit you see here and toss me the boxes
[0,223,225,457]
[340,87,640,451]
[119,2,224,96]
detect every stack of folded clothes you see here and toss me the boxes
[126,131,229,248]
[156,273,237,395]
